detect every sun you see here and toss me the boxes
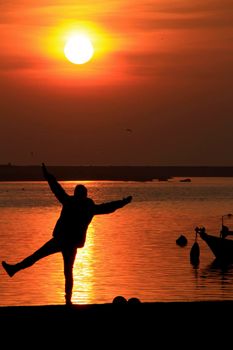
[64,34,94,64]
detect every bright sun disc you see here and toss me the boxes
[64,35,94,64]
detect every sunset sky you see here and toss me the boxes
[1,0,232,166]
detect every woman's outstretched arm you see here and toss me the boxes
[94,196,132,215]
[42,163,68,204]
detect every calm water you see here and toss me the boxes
[0,177,233,306]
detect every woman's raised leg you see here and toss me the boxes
[2,238,61,277]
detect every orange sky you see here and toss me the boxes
[0,0,233,166]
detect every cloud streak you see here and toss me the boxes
[1,0,233,29]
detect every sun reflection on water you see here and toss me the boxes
[72,224,95,304]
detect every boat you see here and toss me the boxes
[195,214,233,263]
[179,178,191,182]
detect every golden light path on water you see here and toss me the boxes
[72,225,95,304]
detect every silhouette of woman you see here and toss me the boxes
[2,163,133,305]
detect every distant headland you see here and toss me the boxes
[0,164,233,181]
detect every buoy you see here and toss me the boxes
[190,241,200,266]
[176,235,188,247]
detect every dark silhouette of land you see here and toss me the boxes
[1,301,233,344]
[0,164,233,181]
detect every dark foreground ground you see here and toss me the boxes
[1,301,233,346]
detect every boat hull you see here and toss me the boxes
[199,231,233,263]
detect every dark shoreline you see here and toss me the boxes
[0,165,233,181]
[1,301,233,325]
[1,302,232,343]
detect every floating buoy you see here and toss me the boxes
[176,235,188,247]
[190,241,200,266]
